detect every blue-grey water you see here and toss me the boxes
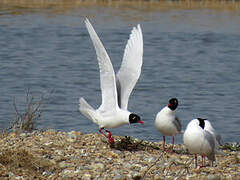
[0,7,240,144]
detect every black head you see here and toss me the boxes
[129,113,144,124]
[197,118,207,129]
[168,98,178,111]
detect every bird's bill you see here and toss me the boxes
[138,120,144,124]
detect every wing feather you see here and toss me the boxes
[173,116,182,132]
[85,18,118,112]
[204,130,216,161]
[116,24,143,109]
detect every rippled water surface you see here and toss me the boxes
[0,6,240,143]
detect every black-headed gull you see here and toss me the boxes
[79,18,144,144]
[183,118,216,168]
[155,98,181,152]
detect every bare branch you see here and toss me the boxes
[8,89,53,133]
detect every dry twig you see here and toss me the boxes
[142,153,163,178]
[8,89,53,133]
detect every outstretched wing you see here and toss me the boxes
[85,18,118,112]
[116,24,143,110]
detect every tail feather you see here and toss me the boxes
[207,152,216,161]
[79,97,97,124]
[216,133,222,146]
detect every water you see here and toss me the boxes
[0,6,240,144]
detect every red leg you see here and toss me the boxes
[99,128,107,138]
[105,130,114,144]
[99,128,114,144]
[171,136,175,152]
[195,154,198,168]
[105,129,112,138]
[203,156,205,167]
[200,156,205,168]
[163,136,166,151]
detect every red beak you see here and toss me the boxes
[138,120,144,124]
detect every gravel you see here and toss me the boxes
[0,130,239,179]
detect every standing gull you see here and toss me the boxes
[155,98,181,152]
[79,18,144,144]
[183,118,216,168]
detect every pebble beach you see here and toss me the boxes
[0,130,239,179]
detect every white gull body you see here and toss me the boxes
[155,107,180,136]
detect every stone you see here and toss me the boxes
[0,129,238,179]
[207,174,221,180]
[59,161,71,168]
[82,173,92,180]
[90,162,105,170]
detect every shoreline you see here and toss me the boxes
[1,0,240,12]
[0,130,239,179]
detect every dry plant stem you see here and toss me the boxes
[185,158,193,174]
[175,158,193,179]
[8,89,50,133]
[142,153,163,178]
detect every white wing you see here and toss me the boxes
[85,18,118,112]
[116,24,143,110]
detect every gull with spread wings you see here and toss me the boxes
[79,18,144,144]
